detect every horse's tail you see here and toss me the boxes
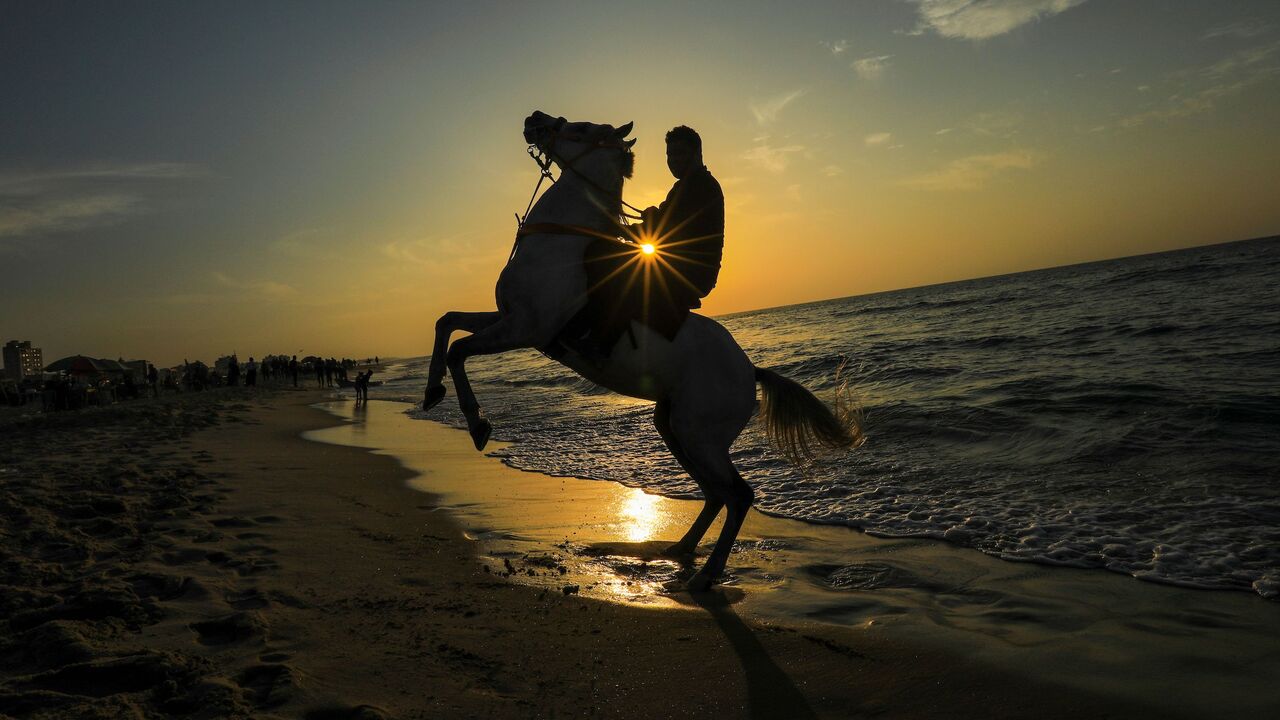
[754,365,864,465]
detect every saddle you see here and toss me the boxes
[515,223,696,360]
[549,237,696,361]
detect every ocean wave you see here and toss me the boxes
[368,238,1280,598]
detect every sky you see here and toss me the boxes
[2,0,1279,367]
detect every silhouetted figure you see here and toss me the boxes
[227,356,240,386]
[354,369,374,404]
[147,363,159,397]
[245,357,258,387]
[584,125,724,354]
[290,355,299,387]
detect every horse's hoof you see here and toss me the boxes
[661,543,695,558]
[686,570,715,593]
[422,385,446,412]
[470,418,492,451]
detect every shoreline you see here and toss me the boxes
[2,389,1270,718]
[309,397,1280,718]
[347,394,1274,601]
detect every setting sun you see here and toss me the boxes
[640,243,655,255]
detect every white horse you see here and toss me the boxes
[424,111,862,590]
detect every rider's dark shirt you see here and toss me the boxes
[626,165,724,305]
[569,164,724,355]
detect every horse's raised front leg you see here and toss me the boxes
[445,315,545,451]
[424,311,501,412]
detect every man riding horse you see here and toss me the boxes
[582,126,724,355]
[422,111,860,591]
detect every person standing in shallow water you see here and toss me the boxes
[584,125,725,351]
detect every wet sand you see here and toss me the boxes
[311,398,1280,719]
[2,389,1270,718]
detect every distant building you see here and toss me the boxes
[3,340,43,382]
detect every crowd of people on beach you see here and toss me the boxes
[2,354,381,412]
[183,355,378,392]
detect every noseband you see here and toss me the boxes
[521,117,643,225]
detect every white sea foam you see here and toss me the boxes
[371,238,1280,598]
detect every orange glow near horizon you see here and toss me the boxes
[5,2,1279,366]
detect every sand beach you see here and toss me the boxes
[2,388,1276,718]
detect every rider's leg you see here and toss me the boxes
[654,400,723,556]
[425,311,501,411]
[445,314,550,450]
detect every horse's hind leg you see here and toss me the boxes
[424,311,500,411]
[665,398,755,592]
[684,452,753,592]
[654,401,724,557]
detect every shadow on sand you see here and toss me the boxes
[693,590,817,719]
[584,540,815,716]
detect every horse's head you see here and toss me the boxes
[524,111,636,181]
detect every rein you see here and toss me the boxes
[515,222,624,242]
[509,118,644,260]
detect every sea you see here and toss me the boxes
[363,236,1280,599]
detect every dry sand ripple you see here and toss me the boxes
[0,390,366,719]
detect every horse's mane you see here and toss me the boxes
[616,148,635,179]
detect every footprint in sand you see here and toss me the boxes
[190,611,266,645]
[234,663,299,709]
[303,704,393,719]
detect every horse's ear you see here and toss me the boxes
[614,121,633,138]
[623,138,636,149]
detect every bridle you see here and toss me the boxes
[507,117,650,260]
[518,117,645,227]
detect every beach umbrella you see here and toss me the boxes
[44,355,103,375]
[95,359,128,374]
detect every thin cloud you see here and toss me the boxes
[1120,42,1280,128]
[905,0,1087,40]
[380,232,497,272]
[967,109,1024,137]
[0,194,141,239]
[852,54,893,81]
[1203,21,1274,40]
[0,163,207,193]
[901,150,1039,191]
[750,89,807,126]
[0,162,207,241]
[821,39,850,55]
[864,132,894,147]
[211,271,299,300]
[741,143,806,173]
[822,165,845,177]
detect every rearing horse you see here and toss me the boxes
[424,111,862,591]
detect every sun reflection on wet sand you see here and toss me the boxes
[619,487,663,542]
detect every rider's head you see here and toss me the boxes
[665,126,702,179]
